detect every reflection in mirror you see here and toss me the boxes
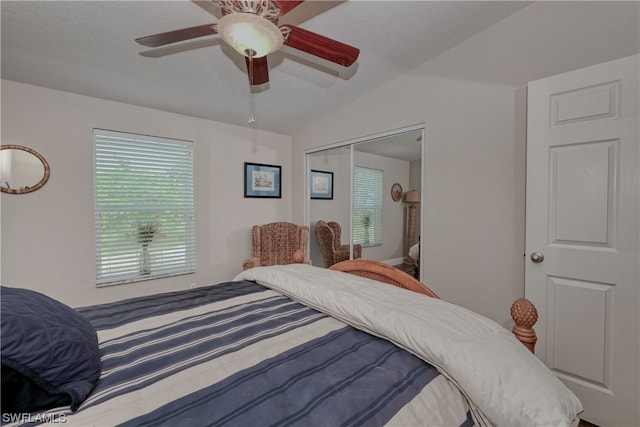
[308,146,351,267]
[1,145,50,194]
[306,126,423,279]
[353,131,422,275]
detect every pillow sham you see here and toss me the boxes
[1,286,101,413]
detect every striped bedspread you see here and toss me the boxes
[20,280,472,426]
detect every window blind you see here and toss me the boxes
[353,166,383,246]
[94,129,195,286]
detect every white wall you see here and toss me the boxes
[1,80,292,307]
[295,76,523,326]
[290,1,639,325]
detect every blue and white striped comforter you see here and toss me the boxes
[33,280,472,426]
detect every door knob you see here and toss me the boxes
[530,252,544,263]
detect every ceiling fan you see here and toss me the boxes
[135,0,360,86]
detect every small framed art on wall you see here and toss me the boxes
[310,170,333,200]
[244,162,281,198]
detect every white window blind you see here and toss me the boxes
[353,166,383,247]
[94,129,195,286]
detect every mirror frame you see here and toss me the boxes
[1,145,51,194]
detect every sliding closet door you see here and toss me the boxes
[305,126,424,272]
[525,55,639,426]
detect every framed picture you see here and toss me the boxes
[310,170,334,200]
[244,162,281,198]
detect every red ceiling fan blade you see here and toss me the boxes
[281,25,359,67]
[272,0,305,16]
[135,23,217,48]
[245,56,270,85]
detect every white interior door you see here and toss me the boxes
[525,54,639,427]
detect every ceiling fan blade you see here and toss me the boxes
[245,56,270,85]
[281,25,359,67]
[272,0,305,16]
[135,23,217,48]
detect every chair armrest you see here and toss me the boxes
[353,244,362,259]
[292,249,313,265]
[292,249,306,264]
[243,257,260,270]
[338,244,362,260]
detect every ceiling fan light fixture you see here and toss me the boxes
[217,12,283,58]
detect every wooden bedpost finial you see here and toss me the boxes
[511,298,538,353]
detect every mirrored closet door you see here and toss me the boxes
[305,125,424,279]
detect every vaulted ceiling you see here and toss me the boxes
[1,1,532,135]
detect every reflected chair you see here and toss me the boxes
[315,220,362,268]
[243,222,312,270]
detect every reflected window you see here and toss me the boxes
[353,166,383,247]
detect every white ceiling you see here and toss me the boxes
[354,130,423,162]
[1,1,532,136]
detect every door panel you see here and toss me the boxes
[551,140,616,245]
[526,55,638,426]
[548,277,613,385]
[550,81,620,126]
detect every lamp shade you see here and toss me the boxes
[404,190,421,203]
[217,13,283,58]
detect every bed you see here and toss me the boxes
[1,260,582,426]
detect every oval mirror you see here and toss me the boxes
[1,145,50,194]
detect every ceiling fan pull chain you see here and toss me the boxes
[248,95,255,126]
[247,54,256,126]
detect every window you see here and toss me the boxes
[94,129,195,286]
[353,166,383,247]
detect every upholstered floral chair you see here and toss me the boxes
[242,222,312,270]
[315,220,362,268]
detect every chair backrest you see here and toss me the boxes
[253,222,309,266]
[327,221,343,251]
[314,220,336,268]
[315,220,362,268]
